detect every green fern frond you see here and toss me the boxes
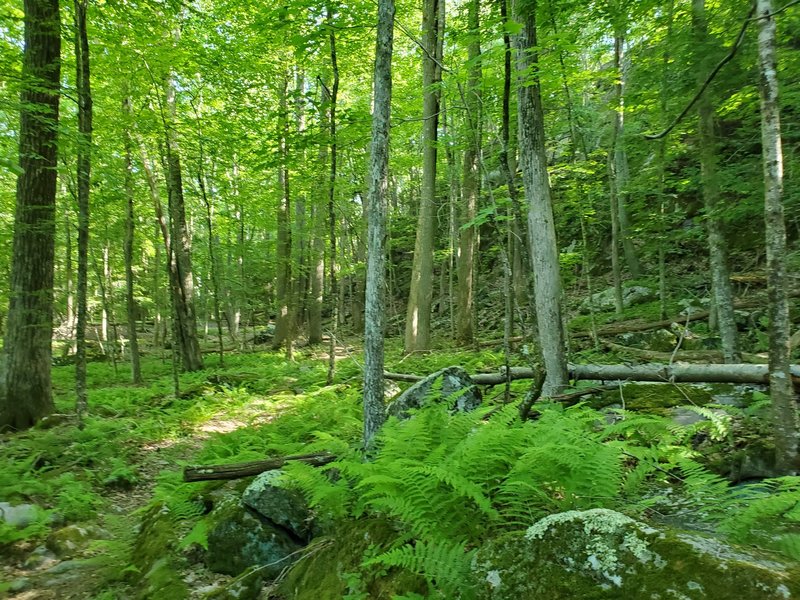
[364,539,476,599]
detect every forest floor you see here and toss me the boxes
[0,339,377,599]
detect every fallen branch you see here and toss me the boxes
[183,452,336,482]
[385,363,800,387]
[603,341,768,364]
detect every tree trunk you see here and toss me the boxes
[163,36,203,372]
[363,0,395,449]
[692,0,740,363]
[123,98,142,384]
[74,0,92,423]
[404,0,443,353]
[755,0,798,474]
[272,74,293,351]
[326,15,340,384]
[456,0,481,345]
[610,32,640,279]
[512,0,568,396]
[1,0,61,431]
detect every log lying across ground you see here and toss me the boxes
[183,451,335,482]
[602,341,768,364]
[385,363,800,387]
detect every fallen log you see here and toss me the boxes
[571,291,800,339]
[183,451,335,483]
[385,363,800,387]
[602,341,768,364]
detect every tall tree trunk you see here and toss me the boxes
[272,74,293,350]
[755,0,798,474]
[657,0,674,321]
[456,0,481,345]
[513,0,568,396]
[610,32,640,279]
[326,13,340,384]
[363,0,395,448]
[163,36,203,372]
[308,78,329,346]
[123,98,142,384]
[1,0,61,431]
[74,0,92,423]
[692,0,740,363]
[404,0,443,353]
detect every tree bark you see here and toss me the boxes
[272,74,293,351]
[404,0,443,353]
[692,0,740,363]
[163,34,203,372]
[456,0,481,345]
[184,452,335,482]
[755,0,798,474]
[385,363,800,387]
[74,0,92,423]
[326,15,340,383]
[513,0,568,396]
[1,0,61,431]
[363,0,395,449]
[123,99,142,384]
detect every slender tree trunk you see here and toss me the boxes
[162,58,203,371]
[273,74,293,350]
[64,207,75,351]
[326,15,340,384]
[74,0,91,423]
[404,0,443,353]
[610,32,640,279]
[692,0,740,363]
[755,0,798,474]
[123,98,142,384]
[456,0,481,345]
[363,0,395,448]
[309,78,329,346]
[513,0,568,396]
[657,1,674,321]
[1,0,61,430]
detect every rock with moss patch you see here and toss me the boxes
[242,470,314,540]
[205,495,303,579]
[581,286,655,313]
[131,503,189,600]
[387,366,481,419]
[202,565,264,599]
[46,524,109,558]
[470,508,800,599]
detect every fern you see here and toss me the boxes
[363,539,476,599]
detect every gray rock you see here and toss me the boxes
[470,508,800,599]
[242,470,313,540]
[581,286,655,313]
[46,524,109,558]
[24,545,58,570]
[386,366,481,419]
[0,502,40,528]
[202,565,264,600]
[9,577,31,593]
[206,496,303,578]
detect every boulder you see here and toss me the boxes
[202,565,264,600]
[205,495,303,578]
[581,286,655,314]
[242,470,314,540]
[131,503,189,600]
[470,508,800,599]
[0,502,41,528]
[46,524,109,558]
[386,366,481,419]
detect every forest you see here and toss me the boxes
[1,0,800,597]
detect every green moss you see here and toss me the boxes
[130,503,189,600]
[278,519,428,599]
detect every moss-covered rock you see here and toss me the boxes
[203,565,264,599]
[387,366,482,418]
[130,503,189,600]
[205,495,302,578]
[46,523,108,558]
[278,519,427,599]
[242,470,314,540]
[470,508,800,599]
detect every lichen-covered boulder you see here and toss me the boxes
[470,508,800,599]
[387,366,481,419]
[46,524,109,558]
[580,286,655,313]
[242,470,314,540]
[205,495,303,578]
